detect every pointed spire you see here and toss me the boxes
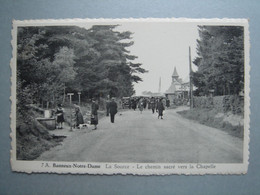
[172,67,179,78]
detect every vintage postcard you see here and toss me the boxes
[10,18,250,175]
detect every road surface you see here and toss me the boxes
[37,107,243,163]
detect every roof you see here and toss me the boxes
[165,83,177,94]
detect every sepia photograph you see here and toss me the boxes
[10,18,249,174]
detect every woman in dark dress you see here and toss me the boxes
[56,104,65,129]
[91,99,99,130]
[75,106,84,129]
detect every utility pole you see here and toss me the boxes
[67,93,74,131]
[189,46,193,109]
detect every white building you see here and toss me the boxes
[165,67,190,105]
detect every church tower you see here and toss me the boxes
[165,66,181,94]
[171,66,179,83]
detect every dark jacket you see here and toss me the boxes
[109,101,118,115]
[157,101,165,116]
[157,101,165,112]
[75,110,84,126]
[91,102,99,115]
[150,99,156,109]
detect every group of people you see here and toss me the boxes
[123,97,170,119]
[54,96,169,130]
[55,97,118,131]
[135,97,167,119]
[55,103,84,130]
[55,103,86,130]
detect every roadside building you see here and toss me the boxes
[165,67,190,105]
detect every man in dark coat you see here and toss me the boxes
[109,98,118,123]
[157,98,165,119]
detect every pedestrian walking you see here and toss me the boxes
[138,98,144,114]
[157,98,165,119]
[55,104,65,129]
[91,99,99,130]
[155,98,159,113]
[143,98,147,109]
[109,97,118,123]
[74,106,84,129]
[150,97,156,114]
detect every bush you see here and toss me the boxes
[193,95,243,115]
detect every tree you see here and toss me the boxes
[73,25,147,98]
[17,24,147,108]
[52,47,76,104]
[17,27,78,108]
[192,26,244,96]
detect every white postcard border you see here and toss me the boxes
[10,18,250,175]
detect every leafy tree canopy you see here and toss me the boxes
[192,26,244,96]
[17,25,147,109]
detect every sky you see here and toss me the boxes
[116,22,199,95]
[81,20,200,95]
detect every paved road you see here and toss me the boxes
[38,107,243,163]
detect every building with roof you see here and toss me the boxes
[165,67,190,105]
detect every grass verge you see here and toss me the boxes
[177,108,244,139]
